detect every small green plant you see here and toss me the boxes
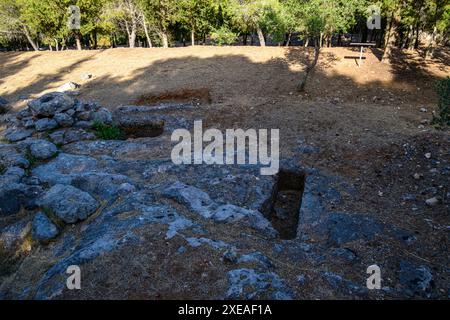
[210,26,237,46]
[432,77,450,128]
[92,120,123,140]
[0,137,10,144]
[24,149,37,167]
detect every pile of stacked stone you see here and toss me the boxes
[3,92,113,145]
[0,92,113,246]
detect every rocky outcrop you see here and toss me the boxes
[0,92,444,300]
[32,212,59,243]
[3,92,112,144]
[38,184,99,224]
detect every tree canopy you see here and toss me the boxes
[0,0,448,59]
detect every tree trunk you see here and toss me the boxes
[407,25,415,50]
[22,25,38,51]
[256,26,265,47]
[285,33,292,47]
[414,0,425,49]
[143,17,152,48]
[124,20,136,48]
[243,34,247,45]
[93,29,98,49]
[161,31,169,48]
[426,26,438,59]
[382,4,401,63]
[297,38,320,92]
[75,33,82,50]
[304,37,309,47]
[414,26,420,49]
[129,22,136,48]
[55,39,59,51]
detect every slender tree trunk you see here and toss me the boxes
[74,33,82,50]
[414,25,420,49]
[297,38,320,92]
[191,28,195,46]
[304,37,309,47]
[285,33,292,47]
[406,25,415,50]
[382,4,401,63]
[426,26,438,59]
[414,0,425,49]
[243,34,247,45]
[22,25,38,51]
[54,39,59,51]
[93,29,98,49]
[160,31,169,48]
[129,20,137,48]
[125,20,136,48]
[143,17,152,48]
[129,29,136,48]
[256,26,265,46]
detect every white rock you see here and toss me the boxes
[425,197,439,207]
[57,82,80,92]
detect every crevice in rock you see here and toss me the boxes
[261,169,305,240]
[117,120,164,138]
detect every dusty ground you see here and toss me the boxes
[0,46,449,299]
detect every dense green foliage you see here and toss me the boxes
[0,0,448,55]
[432,77,450,127]
[210,25,236,45]
[92,120,124,140]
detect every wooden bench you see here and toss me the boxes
[347,42,376,67]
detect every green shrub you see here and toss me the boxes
[432,77,450,128]
[92,120,123,140]
[24,149,37,167]
[210,26,237,46]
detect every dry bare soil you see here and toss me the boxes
[0,46,449,299]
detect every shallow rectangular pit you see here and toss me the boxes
[261,169,306,239]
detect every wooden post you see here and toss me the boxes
[359,46,363,67]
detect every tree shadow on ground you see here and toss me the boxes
[0,47,448,109]
[0,51,104,101]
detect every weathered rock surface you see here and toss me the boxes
[227,268,292,299]
[398,260,434,297]
[29,140,58,160]
[3,128,33,142]
[35,118,58,132]
[0,219,31,251]
[54,113,74,127]
[32,212,59,242]
[0,94,447,300]
[28,92,74,117]
[38,184,99,224]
